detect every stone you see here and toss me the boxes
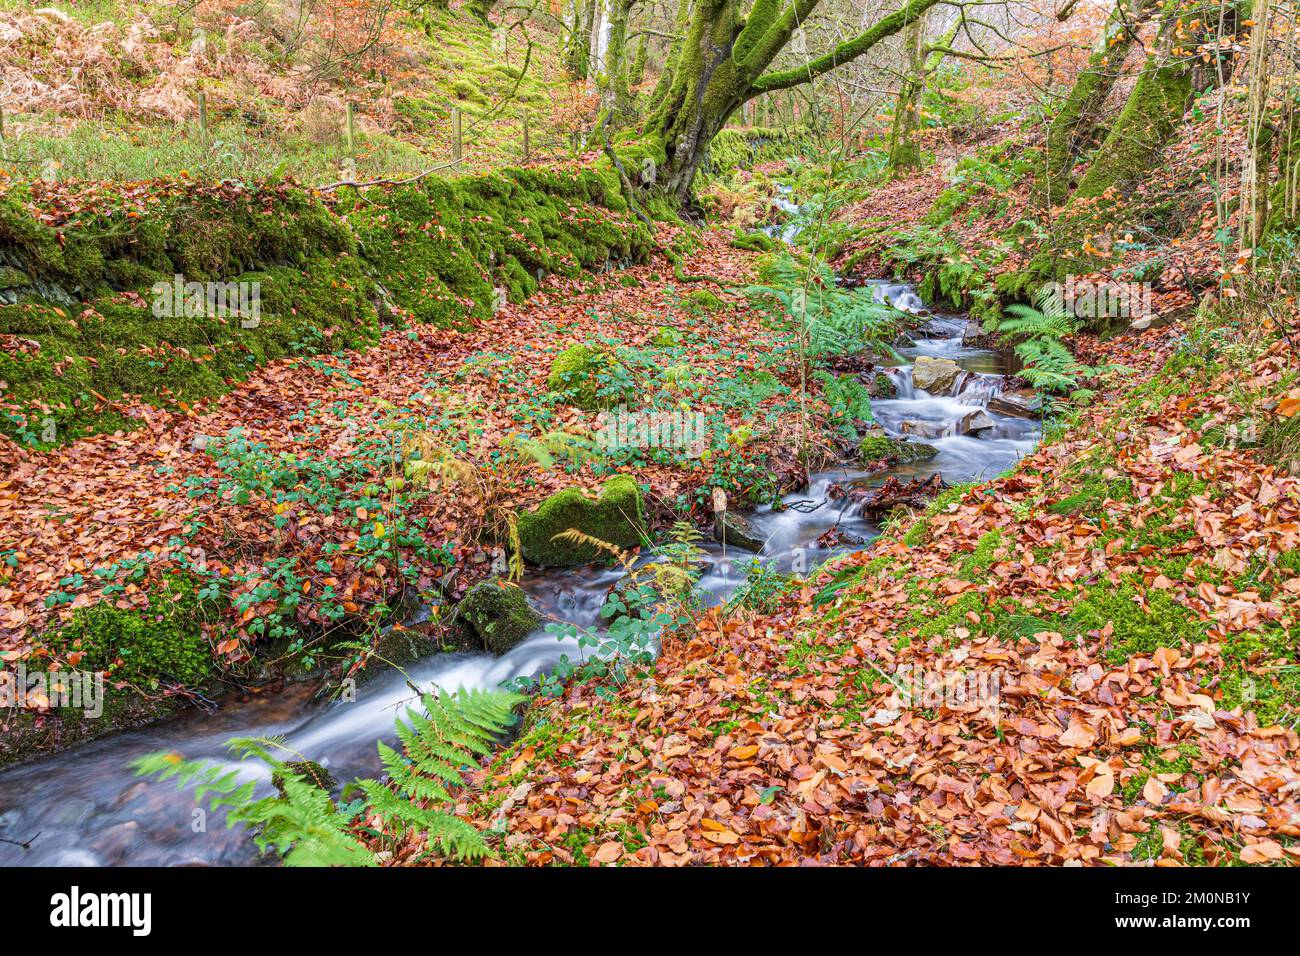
[456,579,542,654]
[955,409,996,434]
[516,475,645,566]
[900,419,948,439]
[859,435,940,465]
[989,388,1043,418]
[714,511,765,553]
[910,356,962,394]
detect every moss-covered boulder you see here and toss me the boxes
[653,325,683,347]
[516,475,645,566]
[456,579,542,655]
[272,760,338,797]
[545,343,626,410]
[859,434,939,466]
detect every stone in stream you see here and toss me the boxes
[956,409,996,434]
[910,356,962,395]
[714,510,765,553]
[988,388,1043,418]
[517,475,645,566]
[900,419,948,440]
[859,434,939,467]
[456,579,542,654]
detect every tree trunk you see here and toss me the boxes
[1069,9,1194,202]
[886,17,928,175]
[565,0,594,80]
[642,0,946,201]
[1039,0,1152,206]
[1240,0,1274,249]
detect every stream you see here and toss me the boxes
[0,280,1039,866]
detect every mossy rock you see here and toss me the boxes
[516,475,645,567]
[859,434,939,465]
[653,325,683,347]
[545,343,626,410]
[272,760,337,797]
[869,372,897,398]
[369,623,436,674]
[457,579,542,654]
[683,289,725,313]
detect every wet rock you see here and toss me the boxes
[868,371,897,398]
[900,419,949,440]
[456,579,542,654]
[517,475,645,566]
[272,760,337,797]
[989,388,1043,418]
[368,623,437,675]
[714,511,765,552]
[911,356,962,394]
[956,409,996,434]
[859,434,940,466]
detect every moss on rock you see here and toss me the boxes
[546,343,627,410]
[516,475,646,566]
[457,579,542,654]
[859,434,939,466]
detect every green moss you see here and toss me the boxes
[960,529,1006,579]
[545,343,628,410]
[653,326,684,347]
[40,574,219,688]
[457,579,542,654]
[516,476,646,567]
[1068,579,1207,665]
[683,288,725,313]
[272,760,338,796]
[859,434,939,465]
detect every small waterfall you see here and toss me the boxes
[886,365,915,399]
[869,281,927,313]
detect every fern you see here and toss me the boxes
[746,252,905,358]
[133,688,523,866]
[993,283,1081,342]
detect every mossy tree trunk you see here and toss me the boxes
[600,0,637,118]
[466,0,498,23]
[565,0,595,79]
[1023,3,1208,294]
[641,0,947,201]
[1068,9,1194,203]
[886,13,960,178]
[1240,0,1275,249]
[1039,0,1153,206]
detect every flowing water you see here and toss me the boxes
[0,280,1039,866]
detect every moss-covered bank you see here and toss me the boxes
[0,166,651,447]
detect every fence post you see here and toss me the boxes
[452,108,463,171]
[197,85,208,139]
[345,102,356,157]
[0,104,6,143]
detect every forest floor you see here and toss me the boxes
[433,318,1300,867]
[0,229,828,724]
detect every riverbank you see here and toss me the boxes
[430,313,1300,867]
[1,224,909,767]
